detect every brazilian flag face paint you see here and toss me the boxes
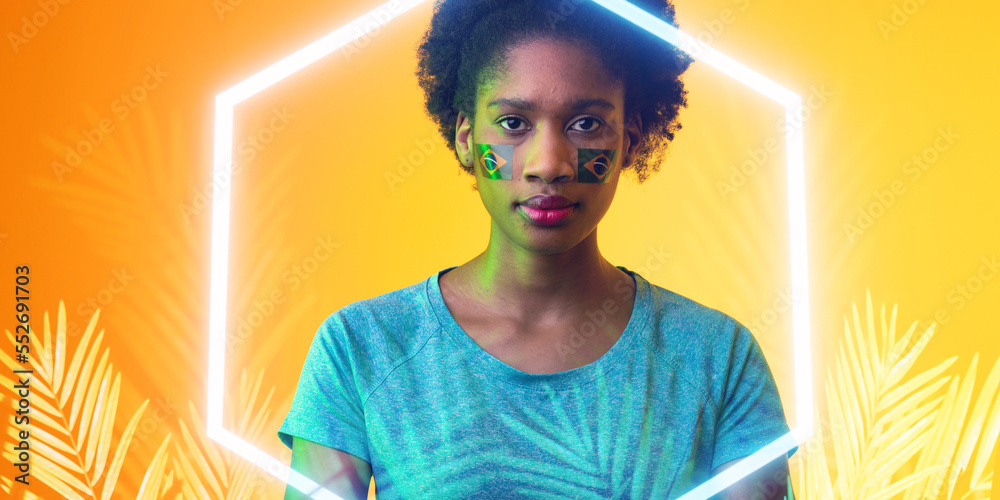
[475,144,514,180]
[577,148,618,183]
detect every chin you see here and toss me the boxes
[516,231,586,255]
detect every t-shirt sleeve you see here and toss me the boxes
[277,313,371,463]
[710,318,796,470]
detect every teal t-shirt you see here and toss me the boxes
[278,266,793,499]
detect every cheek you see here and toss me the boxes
[473,143,516,180]
[583,185,617,212]
[577,148,620,184]
[476,180,511,211]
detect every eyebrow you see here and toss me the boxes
[486,97,616,112]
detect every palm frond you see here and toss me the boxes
[165,368,281,499]
[136,433,172,500]
[795,290,1000,500]
[963,356,1000,489]
[100,399,150,500]
[906,377,962,500]
[0,301,153,499]
[796,415,834,499]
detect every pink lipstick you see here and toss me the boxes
[517,195,577,226]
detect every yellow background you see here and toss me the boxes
[2,0,998,497]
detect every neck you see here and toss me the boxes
[459,223,624,321]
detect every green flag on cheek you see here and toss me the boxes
[577,148,618,183]
[475,144,514,180]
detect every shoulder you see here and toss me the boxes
[637,278,764,408]
[641,280,749,354]
[329,275,437,337]
[311,272,443,381]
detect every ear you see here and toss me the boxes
[455,110,474,169]
[621,113,643,169]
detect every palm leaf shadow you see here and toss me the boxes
[31,104,309,418]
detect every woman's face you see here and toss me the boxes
[455,37,642,256]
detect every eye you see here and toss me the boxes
[498,116,527,132]
[570,117,602,132]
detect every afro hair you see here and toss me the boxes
[415,0,694,183]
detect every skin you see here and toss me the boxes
[451,37,791,498]
[712,456,792,499]
[442,37,641,374]
[285,36,792,500]
[283,436,372,499]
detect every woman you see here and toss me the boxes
[279,0,794,498]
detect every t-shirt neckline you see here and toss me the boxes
[425,265,652,390]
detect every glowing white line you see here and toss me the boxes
[218,0,428,106]
[784,101,814,439]
[208,0,428,498]
[208,96,234,435]
[590,0,800,106]
[213,427,348,500]
[677,432,800,500]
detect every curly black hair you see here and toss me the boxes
[416,0,693,183]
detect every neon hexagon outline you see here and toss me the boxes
[206,0,813,498]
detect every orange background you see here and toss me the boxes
[2,0,998,497]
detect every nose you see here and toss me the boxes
[520,124,576,183]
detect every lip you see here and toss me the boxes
[517,195,578,226]
[519,195,575,209]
